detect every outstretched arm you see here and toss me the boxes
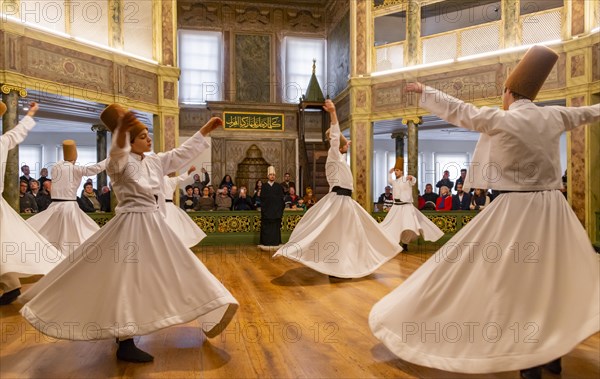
[1,102,39,150]
[323,100,342,160]
[405,82,503,134]
[158,118,222,175]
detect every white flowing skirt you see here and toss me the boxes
[20,210,238,340]
[274,192,402,278]
[380,204,444,244]
[0,197,64,278]
[164,203,206,248]
[27,201,100,256]
[369,190,599,373]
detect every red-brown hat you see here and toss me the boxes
[62,140,77,162]
[504,45,559,101]
[394,157,404,171]
[100,104,148,140]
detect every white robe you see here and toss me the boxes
[369,86,600,373]
[163,172,206,247]
[380,174,443,244]
[20,128,238,340]
[0,116,64,290]
[27,160,106,256]
[273,122,402,278]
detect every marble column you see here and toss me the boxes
[92,124,108,190]
[350,120,373,212]
[391,132,405,160]
[403,117,421,206]
[350,0,370,76]
[108,0,124,49]
[405,0,422,66]
[501,0,520,48]
[1,85,27,211]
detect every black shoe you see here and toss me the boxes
[544,358,562,374]
[520,366,542,379]
[116,338,154,363]
[402,243,409,252]
[0,288,21,305]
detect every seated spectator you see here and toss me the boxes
[80,178,99,198]
[233,187,254,210]
[470,188,491,211]
[293,198,307,211]
[19,179,38,213]
[436,186,452,211]
[417,190,425,210]
[99,185,111,212]
[378,185,394,212]
[219,175,234,191]
[215,185,232,211]
[28,179,40,198]
[303,187,317,209]
[195,187,215,211]
[36,179,52,212]
[451,183,471,210]
[180,185,197,212]
[422,183,439,204]
[284,186,299,209]
[78,182,101,212]
[280,172,295,195]
[207,185,216,199]
[20,165,32,192]
[436,170,454,192]
[253,180,263,196]
[192,168,210,191]
[253,188,262,210]
[38,167,50,189]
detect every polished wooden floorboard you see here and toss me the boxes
[1,245,598,378]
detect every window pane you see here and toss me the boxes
[284,37,326,103]
[179,30,222,103]
[19,145,44,178]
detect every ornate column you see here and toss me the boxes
[350,0,371,76]
[1,85,28,211]
[501,0,520,48]
[350,120,373,211]
[108,0,124,49]
[405,0,422,66]
[92,124,108,190]
[391,132,405,160]
[403,116,421,206]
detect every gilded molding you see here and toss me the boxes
[0,84,27,97]
[401,116,422,125]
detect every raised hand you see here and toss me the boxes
[26,102,39,117]
[405,82,424,94]
[188,166,196,175]
[200,117,223,136]
[322,99,336,113]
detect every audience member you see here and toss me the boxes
[435,170,454,192]
[233,187,254,210]
[215,185,232,211]
[180,185,197,212]
[78,182,101,212]
[378,185,394,212]
[284,186,299,209]
[303,187,317,209]
[19,165,32,192]
[195,187,215,211]
[99,185,111,212]
[19,180,37,213]
[219,175,234,191]
[451,183,471,210]
[36,179,52,212]
[470,188,491,211]
[280,172,295,195]
[436,186,452,211]
[37,167,49,188]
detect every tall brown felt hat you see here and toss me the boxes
[63,140,77,162]
[504,45,559,101]
[394,157,404,171]
[100,104,148,140]
[325,128,348,148]
[0,102,6,117]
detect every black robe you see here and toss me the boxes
[259,181,285,246]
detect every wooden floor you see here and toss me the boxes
[1,244,598,379]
